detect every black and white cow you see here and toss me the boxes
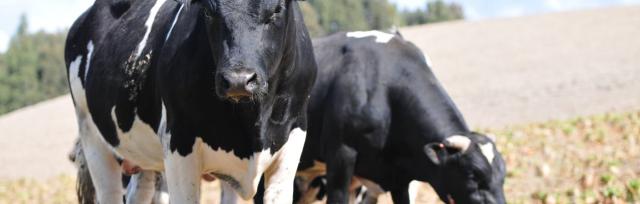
[65,0,316,203]
[293,31,506,204]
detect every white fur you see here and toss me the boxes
[135,0,167,57]
[262,128,307,204]
[110,107,164,170]
[199,140,273,199]
[165,4,184,42]
[220,181,239,204]
[164,145,202,204]
[446,135,471,152]
[357,177,385,201]
[125,171,157,204]
[71,54,125,204]
[161,128,306,203]
[346,31,395,43]
[155,192,170,204]
[69,56,85,107]
[479,143,495,165]
[408,180,420,204]
[423,52,433,68]
[84,41,94,80]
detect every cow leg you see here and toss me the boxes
[80,126,124,204]
[325,144,357,204]
[125,170,157,204]
[151,172,169,204]
[390,183,411,204]
[220,181,239,204]
[262,128,307,204]
[164,151,202,204]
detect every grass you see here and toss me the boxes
[1,111,639,203]
[482,111,640,204]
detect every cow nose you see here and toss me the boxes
[221,70,258,101]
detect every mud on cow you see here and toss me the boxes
[294,31,507,204]
[65,0,316,203]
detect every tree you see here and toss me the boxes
[363,0,403,30]
[299,2,325,37]
[0,15,68,115]
[425,0,464,23]
[307,0,369,34]
[400,0,465,26]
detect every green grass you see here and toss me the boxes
[483,111,640,203]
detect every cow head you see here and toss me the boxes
[424,133,506,204]
[178,0,302,103]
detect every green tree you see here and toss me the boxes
[425,0,464,23]
[299,2,325,37]
[0,15,68,115]
[363,0,403,30]
[400,0,464,26]
[307,0,369,34]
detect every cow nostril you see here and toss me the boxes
[221,75,231,90]
[246,73,258,86]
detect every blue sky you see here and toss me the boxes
[1,0,640,52]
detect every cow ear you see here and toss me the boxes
[425,135,472,165]
[444,135,471,153]
[424,143,447,165]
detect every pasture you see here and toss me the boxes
[1,111,638,203]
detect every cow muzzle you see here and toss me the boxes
[218,69,259,103]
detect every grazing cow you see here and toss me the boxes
[65,0,316,203]
[293,31,507,204]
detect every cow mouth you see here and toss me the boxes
[226,93,255,103]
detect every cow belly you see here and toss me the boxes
[109,108,164,171]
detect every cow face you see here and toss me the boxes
[425,133,507,204]
[189,0,298,103]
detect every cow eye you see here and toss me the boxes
[265,4,283,24]
[203,9,213,19]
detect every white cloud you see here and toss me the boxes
[499,6,527,18]
[389,0,427,10]
[0,0,92,53]
[0,31,9,53]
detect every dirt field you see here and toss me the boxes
[400,5,640,128]
[0,5,639,204]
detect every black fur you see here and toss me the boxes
[297,32,506,204]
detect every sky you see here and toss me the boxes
[1,0,640,52]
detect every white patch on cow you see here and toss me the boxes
[479,142,495,165]
[69,55,86,110]
[220,181,239,204]
[446,135,471,152]
[408,180,421,204]
[354,186,368,204]
[110,107,164,170]
[357,177,385,198]
[135,0,167,57]
[423,52,433,68]
[346,30,395,43]
[80,125,125,204]
[198,138,273,200]
[155,192,169,204]
[165,4,184,42]
[125,171,157,204]
[71,52,127,203]
[84,41,94,80]
[262,128,307,204]
[164,146,202,204]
